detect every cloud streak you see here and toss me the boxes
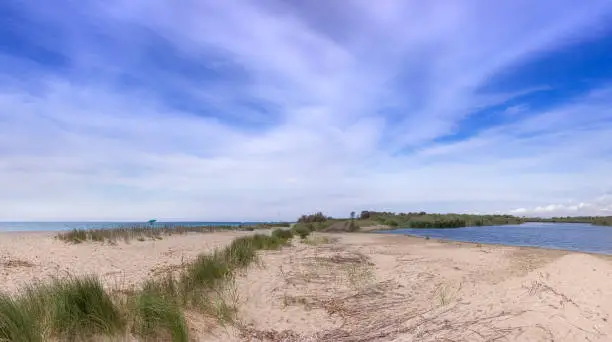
[1,1,612,220]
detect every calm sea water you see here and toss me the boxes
[381,222,612,255]
[0,222,264,232]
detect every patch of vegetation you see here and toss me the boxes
[292,225,311,239]
[303,235,336,245]
[133,288,188,342]
[0,294,41,342]
[297,212,330,223]
[357,211,525,229]
[528,216,612,226]
[384,219,399,228]
[56,223,269,244]
[292,211,524,232]
[134,233,292,336]
[272,228,294,240]
[0,276,124,341]
[47,277,125,339]
[2,233,294,340]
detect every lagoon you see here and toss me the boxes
[381,222,612,255]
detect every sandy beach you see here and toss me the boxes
[1,231,611,341]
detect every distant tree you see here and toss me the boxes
[297,212,328,223]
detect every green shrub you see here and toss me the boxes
[250,234,287,250]
[292,225,311,239]
[271,228,293,240]
[385,219,399,228]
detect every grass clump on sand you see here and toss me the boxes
[47,277,125,338]
[178,234,288,300]
[0,276,124,341]
[133,287,188,342]
[0,294,41,342]
[56,223,269,244]
[0,233,293,341]
[44,276,124,339]
[134,233,293,337]
[292,225,311,239]
[271,228,294,240]
[303,235,337,246]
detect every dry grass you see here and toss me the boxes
[524,280,578,307]
[1,259,35,268]
[302,235,338,246]
[267,242,525,342]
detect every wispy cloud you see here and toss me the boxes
[512,194,612,216]
[1,1,612,220]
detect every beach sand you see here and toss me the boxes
[1,231,611,341]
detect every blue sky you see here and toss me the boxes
[1,0,612,220]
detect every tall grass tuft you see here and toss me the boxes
[181,252,232,295]
[0,294,42,342]
[133,288,188,342]
[44,276,124,339]
[223,237,258,268]
[1,276,124,341]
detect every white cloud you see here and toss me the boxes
[1,1,612,220]
[512,195,612,217]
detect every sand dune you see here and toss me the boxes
[1,231,611,341]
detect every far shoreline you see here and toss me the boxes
[372,227,612,257]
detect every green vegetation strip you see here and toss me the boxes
[527,216,612,226]
[0,230,298,341]
[56,222,291,244]
[294,211,525,231]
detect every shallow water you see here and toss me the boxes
[381,222,612,255]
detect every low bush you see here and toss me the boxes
[385,219,399,228]
[271,228,294,240]
[292,225,311,239]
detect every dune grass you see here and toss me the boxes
[133,288,188,342]
[0,232,294,341]
[0,276,124,341]
[271,228,294,240]
[303,235,337,246]
[56,224,259,244]
[0,294,41,342]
